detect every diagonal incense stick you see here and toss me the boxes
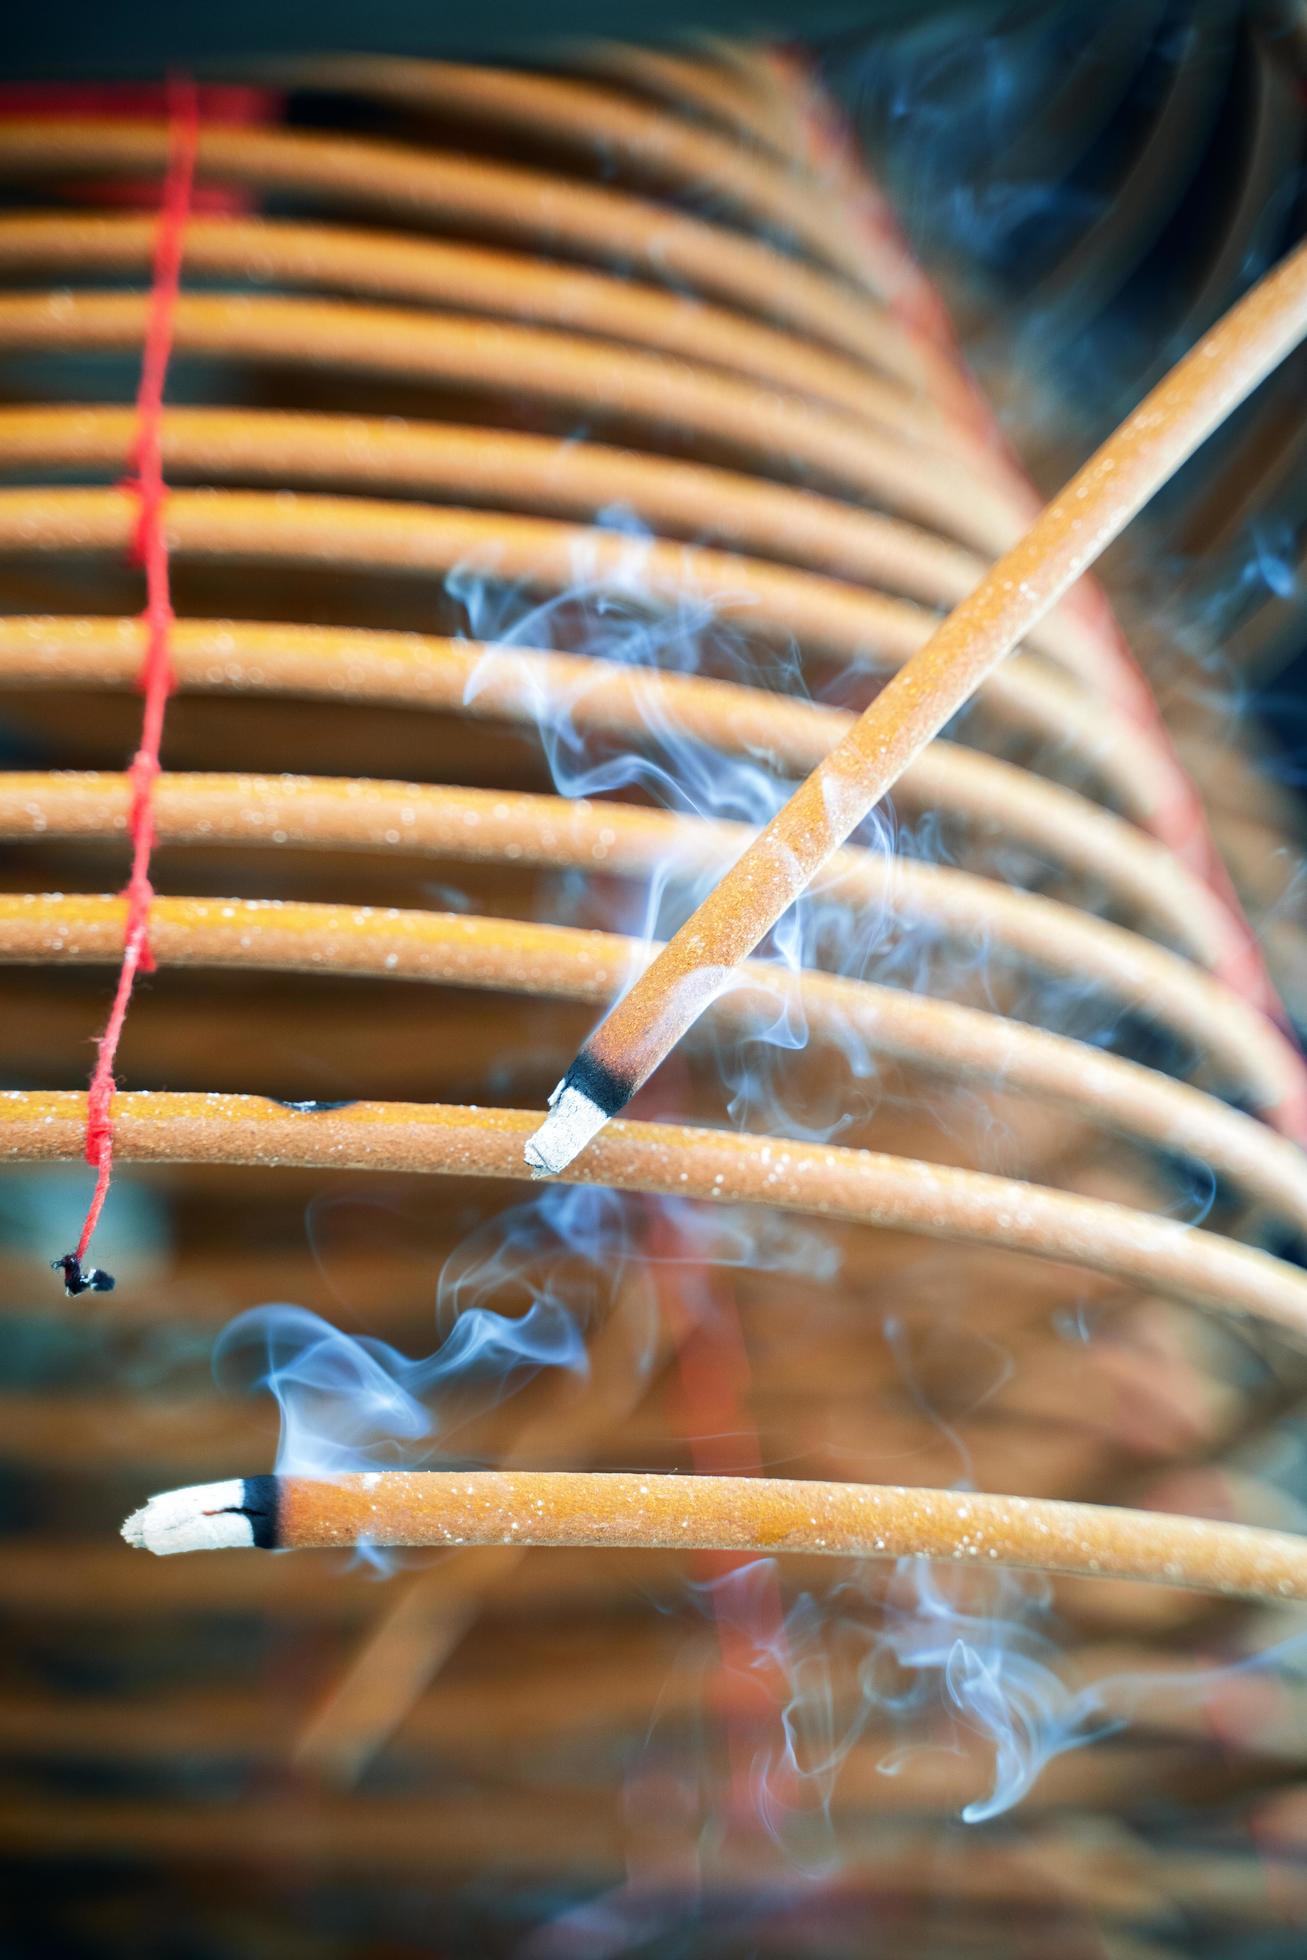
[3,891,1307,1229]
[121,1470,1307,1608]
[525,237,1307,1175]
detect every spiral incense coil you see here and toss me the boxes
[2,37,1307,1951]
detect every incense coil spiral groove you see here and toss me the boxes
[2,38,1307,1942]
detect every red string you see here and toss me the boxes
[73,75,198,1265]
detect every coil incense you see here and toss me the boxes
[3,892,1307,1231]
[122,1471,1307,1608]
[524,236,1307,1175]
[0,767,1299,1121]
[5,1092,1307,1335]
[0,602,1248,967]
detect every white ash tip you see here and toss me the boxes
[523,1083,608,1176]
[121,1479,254,1556]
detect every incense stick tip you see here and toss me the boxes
[523,1084,608,1176]
[122,1480,255,1556]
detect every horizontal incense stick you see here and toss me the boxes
[122,1471,1307,1605]
[0,284,982,523]
[0,399,1099,678]
[280,56,897,297]
[5,891,1306,1230]
[0,116,934,386]
[5,1091,1307,1333]
[0,609,1236,969]
[1,771,1298,1120]
[524,238,1307,1176]
[0,476,1041,684]
[0,212,947,445]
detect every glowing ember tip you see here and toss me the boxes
[122,1480,256,1556]
[523,1083,609,1177]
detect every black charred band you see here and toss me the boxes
[567,1050,633,1119]
[51,1253,116,1296]
[235,1475,280,1550]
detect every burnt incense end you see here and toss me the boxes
[122,1477,280,1555]
[51,1252,115,1296]
[524,1053,632,1176]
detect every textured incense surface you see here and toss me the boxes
[3,891,1305,1227]
[124,1471,1307,1607]
[0,116,939,382]
[3,1090,1307,1333]
[0,772,1295,1115]
[0,607,1232,963]
[0,407,1105,676]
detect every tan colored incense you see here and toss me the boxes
[3,891,1306,1231]
[0,213,952,451]
[524,238,1307,1175]
[279,58,898,296]
[0,392,1102,678]
[0,116,940,392]
[0,608,1234,963]
[0,770,1296,1117]
[0,288,1013,552]
[0,477,1055,685]
[8,43,1307,1929]
[3,1091,1307,1334]
[121,1470,1307,1607]
[0,1788,1288,1913]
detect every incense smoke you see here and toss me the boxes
[205,435,1293,1830]
[216,1177,844,1485]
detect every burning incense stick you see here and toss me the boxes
[122,1471,1307,1606]
[524,237,1307,1176]
[4,891,1307,1231]
[6,1091,1307,1334]
[2,771,1298,1121]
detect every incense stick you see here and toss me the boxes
[0,212,947,446]
[5,1091,1307,1333]
[0,608,1233,967]
[524,238,1307,1176]
[0,395,1100,677]
[0,294,1020,551]
[0,116,935,387]
[5,891,1307,1230]
[121,1471,1307,1606]
[1,771,1297,1120]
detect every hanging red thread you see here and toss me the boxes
[54,75,198,1297]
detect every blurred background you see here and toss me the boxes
[1,2,1306,1955]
